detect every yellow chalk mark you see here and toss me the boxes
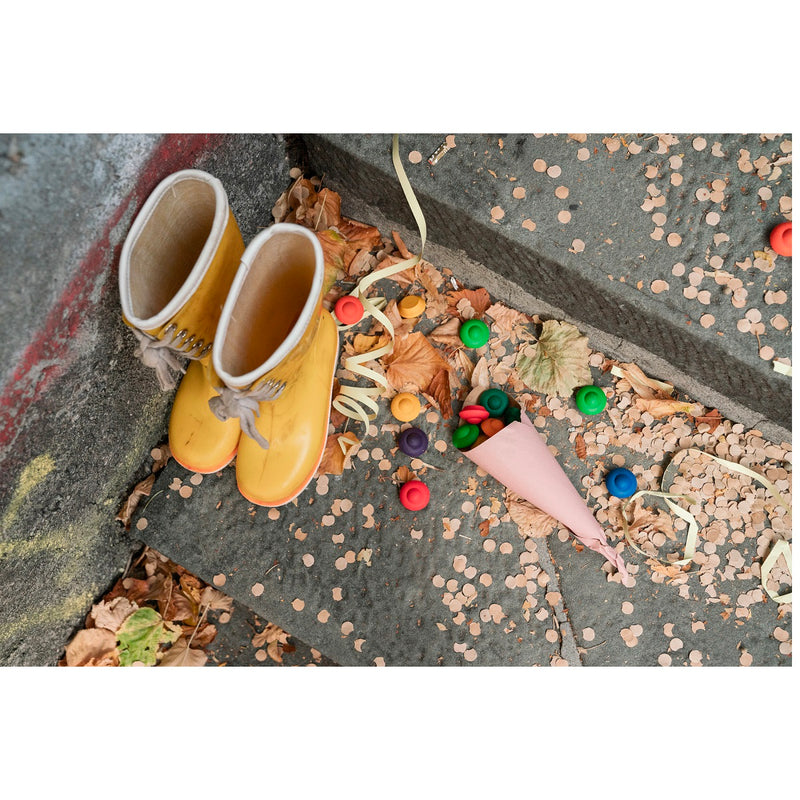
[1,453,56,534]
[0,525,76,560]
[0,587,97,645]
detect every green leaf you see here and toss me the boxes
[515,319,591,397]
[116,607,179,666]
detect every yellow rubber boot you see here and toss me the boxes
[118,169,245,471]
[168,356,241,473]
[211,223,339,506]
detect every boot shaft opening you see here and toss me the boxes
[217,227,319,383]
[129,178,217,320]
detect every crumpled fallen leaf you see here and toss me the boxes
[422,368,453,419]
[252,623,291,664]
[613,362,675,399]
[200,586,234,613]
[116,607,180,667]
[356,548,373,566]
[504,490,559,538]
[428,317,463,349]
[447,287,491,318]
[634,397,698,419]
[115,473,155,530]
[515,319,591,397]
[64,628,119,667]
[88,596,139,633]
[158,638,208,667]
[393,465,416,485]
[486,302,533,344]
[692,408,724,433]
[383,331,452,393]
[317,431,360,476]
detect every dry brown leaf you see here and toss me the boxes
[317,431,360,476]
[447,287,492,318]
[428,317,463,349]
[394,465,416,485]
[392,230,413,259]
[574,433,587,460]
[347,249,377,278]
[692,408,724,433]
[486,302,532,344]
[311,188,342,230]
[200,586,234,612]
[88,597,139,633]
[376,298,418,339]
[505,490,559,538]
[383,331,451,393]
[64,628,119,667]
[348,332,391,356]
[190,623,218,649]
[115,473,155,530]
[614,362,674,399]
[158,638,208,667]
[423,368,454,419]
[336,217,383,251]
[634,397,697,419]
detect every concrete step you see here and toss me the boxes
[303,133,792,438]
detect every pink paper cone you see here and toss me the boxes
[464,412,628,579]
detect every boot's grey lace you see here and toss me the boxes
[132,324,212,391]
[208,380,286,450]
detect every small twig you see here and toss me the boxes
[181,603,209,665]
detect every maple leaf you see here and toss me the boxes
[515,319,591,397]
[317,431,360,476]
[115,473,154,530]
[423,368,454,419]
[504,490,559,538]
[64,628,119,667]
[447,287,491,318]
[88,596,139,633]
[383,331,451,393]
[158,637,208,667]
[116,607,179,667]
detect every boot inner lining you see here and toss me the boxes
[129,179,217,320]
[220,233,316,378]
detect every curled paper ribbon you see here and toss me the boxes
[621,447,792,601]
[331,134,428,455]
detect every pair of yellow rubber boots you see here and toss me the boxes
[118,169,339,506]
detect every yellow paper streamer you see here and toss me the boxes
[331,134,427,453]
[621,447,792,601]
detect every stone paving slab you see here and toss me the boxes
[304,133,793,431]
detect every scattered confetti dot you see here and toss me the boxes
[533,158,547,172]
[179,485,193,499]
[700,314,715,328]
[570,239,585,253]
[291,598,305,611]
[189,473,203,486]
[555,185,569,199]
[268,508,280,520]
[317,610,330,623]
[491,205,505,221]
[658,653,672,666]
[135,517,148,531]
[739,651,753,666]
[621,601,634,614]
[212,573,226,587]
[582,627,595,642]
[759,346,775,360]
[693,136,707,151]
[669,637,683,651]
[557,210,571,224]
[255,649,267,662]
[341,621,354,636]
[251,583,264,597]
[650,279,669,294]
[546,164,562,178]
[706,211,721,226]
[771,314,789,331]
[577,147,590,161]
[512,187,526,199]
[302,553,315,568]
[667,232,682,247]
[408,150,422,164]
[522,219,536,231]
[672,262,686,276]
[332,588,343,601]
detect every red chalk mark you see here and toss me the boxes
[0,134,226,451]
